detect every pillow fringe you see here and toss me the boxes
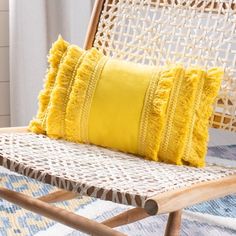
[46,46,84,138]
[159,67,201,165]
[188,68,223,167]
[142,67,175,161]
[29,36,69,134]
[65,48,103,142]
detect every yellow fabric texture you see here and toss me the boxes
[29,37,222,167]
[46,45,84,138]
[63,48,174,160]
[89,58,152,154]
[29,36,70,134]
[181,68,223,167]
[159,67,204,165]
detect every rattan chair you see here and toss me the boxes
[0,1,236,235]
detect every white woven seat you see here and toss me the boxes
[0,132,235,207]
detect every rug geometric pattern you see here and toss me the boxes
[0,172,93,236]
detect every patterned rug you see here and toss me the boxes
[0,144,235,236]
[38,197,236,236]
[0,169,94,236]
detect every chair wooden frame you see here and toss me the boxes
[0,1,236,235]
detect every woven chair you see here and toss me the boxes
[0,0,236,235]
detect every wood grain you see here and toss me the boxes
[164,210,182,236]
[0,126,28,133]
[0,187,125,236]
[84,0,106,49]
[145,174,236,215]
[38,190,78,203]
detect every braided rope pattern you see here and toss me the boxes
[93,0,236,131]
[0,133,235,207]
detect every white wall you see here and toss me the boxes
[0,0,9,127]
[1,0,93,127]
[9,0,93,126]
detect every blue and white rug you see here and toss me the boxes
[0,143,235,236]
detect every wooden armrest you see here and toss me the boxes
[0,126,29,134]
[145,174,236,215]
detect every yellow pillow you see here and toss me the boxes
[29,38,222,167]
[46,47,175,160]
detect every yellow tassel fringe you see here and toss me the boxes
[28,36,69,134]
[159,67,202,165]
[65,48,103,142]
[140,66,176,161]
[182,68,223,167]
[46,46,84,138]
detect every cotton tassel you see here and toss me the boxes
[46,45,84,139]
[158,67,201,165]
[28,35,69,134]
[183,68,223,167]
[65,48,103,142]
[141,66,175,161]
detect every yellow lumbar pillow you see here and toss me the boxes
[29,37,222,167]
[48,47,174,160]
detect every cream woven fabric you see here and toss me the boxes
[0,133,235,207]
[93,0,236,131]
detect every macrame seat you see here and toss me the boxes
[0,1,236,236]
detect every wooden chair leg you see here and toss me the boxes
[164,210,182,236]
[38,190,78,203]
